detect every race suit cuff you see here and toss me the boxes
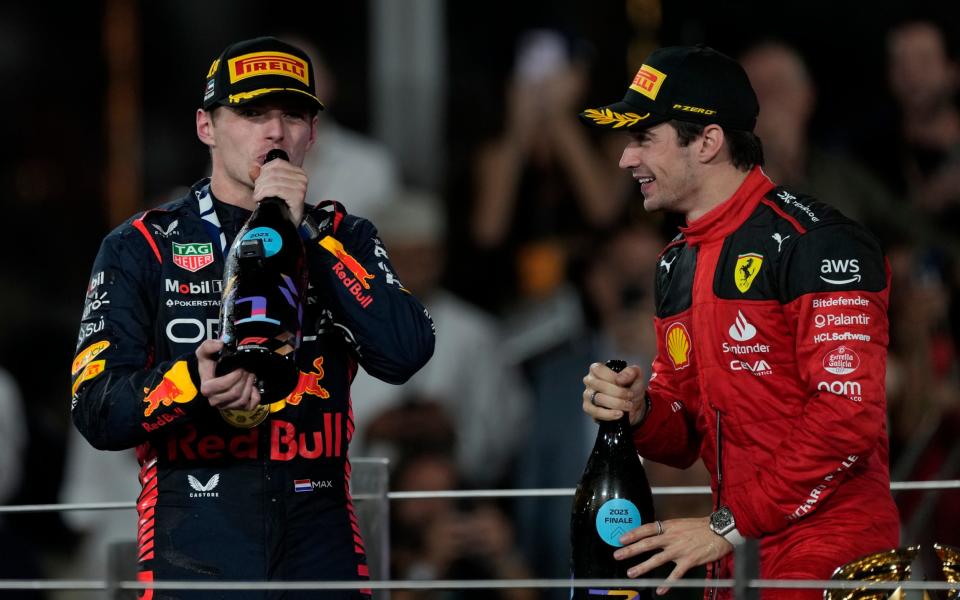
[631,391,654,430]
[726,484,780,538]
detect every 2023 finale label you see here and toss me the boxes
[595,498,642,547]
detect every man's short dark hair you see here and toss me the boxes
[669,120,764,171]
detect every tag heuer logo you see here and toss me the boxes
[172,242,214,272]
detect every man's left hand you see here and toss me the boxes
[613,517,733,595]
[249,157,309,225]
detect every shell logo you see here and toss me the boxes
[665,322,692,369]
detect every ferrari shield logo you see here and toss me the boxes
[734,253,763,293]
[172,242,214,272]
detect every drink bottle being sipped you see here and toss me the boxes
[216,149,308,407]
[570,359,656,600]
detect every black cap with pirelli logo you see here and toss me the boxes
[202,36,324,112]
[579,44,758,132]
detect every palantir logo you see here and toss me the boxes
[728,310,757,342]
[188,474,220,498]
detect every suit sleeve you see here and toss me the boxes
[727,222,890,537]
[70,225,209,450]
[631,314,703,469]
[303,213,435,384]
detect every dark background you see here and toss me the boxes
[0,0,958,589]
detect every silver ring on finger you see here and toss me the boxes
[655,520,664,536]
[590,390,599,406]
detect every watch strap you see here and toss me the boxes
[722,526,745,546]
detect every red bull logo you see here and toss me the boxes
[165,418,345,461]
[143,361,197,417]
[142,407,185,432]
[271,417,343,460]
[319,236,375,289]
[331,263,374,308]
[284,357,330,406]
[230,357,331,420]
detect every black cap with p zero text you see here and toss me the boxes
[579,45,757,132]
[202,36,324,112]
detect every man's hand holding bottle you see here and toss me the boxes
[582,361,648,425]
[196,339,262,411]
[249,150,310,225]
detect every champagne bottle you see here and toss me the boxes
[216,149,308,407]
[571,359,656,600]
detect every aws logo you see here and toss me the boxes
[820,259,861,285]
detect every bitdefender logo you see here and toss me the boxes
[187,474,220,498]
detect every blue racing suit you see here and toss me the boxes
[70,179,435,598]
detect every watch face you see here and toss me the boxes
[711,507,734,532]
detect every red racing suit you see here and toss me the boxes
[632,167,899,596]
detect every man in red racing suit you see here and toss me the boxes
[579,45,898,599]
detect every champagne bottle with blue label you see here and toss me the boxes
[570,359,656,600]
[216,149,307,408]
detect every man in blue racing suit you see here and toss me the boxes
[70,36,435,599]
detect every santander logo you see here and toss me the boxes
[728,310,757,342]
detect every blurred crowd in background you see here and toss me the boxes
[1,1,959,598]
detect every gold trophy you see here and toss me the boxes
[825,544,959,600]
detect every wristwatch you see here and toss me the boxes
[709,506,745,546]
